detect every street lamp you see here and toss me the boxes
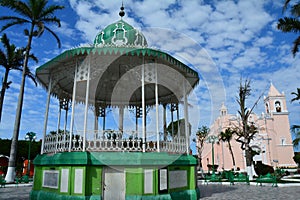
[206,135,219,175]
[25,132,36,176]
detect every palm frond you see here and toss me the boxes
[292,36,300,56]
[277,17,300,33]
[291,3,300,17]
[291,125,300,133]
[283,0,291,12]
[41,16,61,27]
[40,5,64,19]
[0,50,6,67]
[0,18,29,32]
[28,52,38,63]
[44,25,61,48]
[293,137,300,147]
[291,88,300,102]
[0,0,32,20]
[25,69,37,86]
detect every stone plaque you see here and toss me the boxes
[74,168,83,194]
[144,169,153,194]
[159,169,168,191]
[60,169,69,193]
[169,170,187,189]
[42,170,59,189]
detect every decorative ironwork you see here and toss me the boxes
[59,98,69,111]
[42,130,186,154]
[99,107,106,117]
[76,58,89,81]
[136,106,142,118]
[170,103,178,112]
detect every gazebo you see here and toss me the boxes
[31,6,200,200]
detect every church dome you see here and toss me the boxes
[93,19,148,48]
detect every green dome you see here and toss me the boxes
[94,20,148,48]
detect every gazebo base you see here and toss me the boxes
[30,152,200,200]
[31,189,199,200]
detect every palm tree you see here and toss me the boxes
[291,88,300,103]
[219,128,236,170]
[291,125,300,147]
[0,33,37,123]
[277,0,300,57]
[193,126,209,174]
[290,89,300,149]
[0,0,64,183]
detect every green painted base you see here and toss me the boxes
[30,189,200,200]
[31,152,199,200]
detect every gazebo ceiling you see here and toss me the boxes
[36,47,199,107]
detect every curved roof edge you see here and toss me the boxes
[36,47,199,78]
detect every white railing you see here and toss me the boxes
[42,130,187,154]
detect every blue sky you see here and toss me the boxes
[0,0,300,151]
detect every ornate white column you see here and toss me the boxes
[69,59,78,152]
[163,104,167,141]
[155,62,160,152]
[171,105,174,137]
[177,104,180,136]
[183,81,190,154]
[64,105,68,134]
[83,57,91,152]
[142,59,146,152]
[41,77,52,154]
[55,104,61,153]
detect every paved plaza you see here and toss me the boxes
[0,182,299,199]
[198,182,300,200]
[0,184,32,200]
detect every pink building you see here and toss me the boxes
[201,83,297,172]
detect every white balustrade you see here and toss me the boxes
[42,130,187,154]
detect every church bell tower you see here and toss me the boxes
[263,83,295,167]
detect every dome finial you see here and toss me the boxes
[119,1,125,18]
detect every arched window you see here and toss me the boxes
[275,101,281,112]
[221,110,226,116]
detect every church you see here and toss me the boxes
[201,83,297,172]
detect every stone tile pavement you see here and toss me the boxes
[0,182,299,199]
[0,184,32,200]
[198,182,300,200]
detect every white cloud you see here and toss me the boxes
[1,0,300,145]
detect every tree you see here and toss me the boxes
[0,33,37,122]
[290,90,300,149]
[291,88,300,103]
[166,118,191,144]
[0,138,41,176]
[0,0,64,183]
[277,0,300,57]
[166,118,186,137]
[293,152,300,167]
[193,126,209,173]
[235,78,262,180]
[291,125,300,147]
[219,127,236,170]
[49,129,70,135]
